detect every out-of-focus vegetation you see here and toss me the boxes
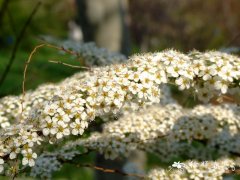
[0,0,75,48]
[0,48,82,96]
[129,0,240,51]
[1,0,240,96]
[0,0,79,97]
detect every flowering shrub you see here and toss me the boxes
[148,158,236,179]
[0,46,239,179]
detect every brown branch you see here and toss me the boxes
[20,42,90,118]
[0,1,42,88]
[45,43,80,56]
[21,43,45,116]
[11,159,19,180]
[224,170,240,175]
[214,95,240,104]
[74,163,240,178]
[21,42,89,96]
[22,43,82,95]
[22,43,87,111]
[72,163,146,179]
[224,166,240,175]
[226,32,240,47]
[48,60,90,69]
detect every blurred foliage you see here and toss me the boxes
[129,0,240,51]
[0,0,76,49]
[52,152,95,179]
[0,47,82,97]
[0,0,80,97]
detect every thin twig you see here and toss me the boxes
[21,42,90,118]
[226,32,240,47]
[224,166,240,175]
[45,43,80,56]
[49,60,90,69]
[11,159,19,180]
[214,94,240,105]
[0,1,42,88]
[21,43,45,117]
[21,42,88,96]
[73,163,146,179]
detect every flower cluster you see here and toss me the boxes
[153,50,240,102]
[30,155,62,179]
[74,49,240,100]
[0,84,174,131]
[32,101,240,178]
[0,96,20,128]
[147,158,237,180]
[0,84,61,128]
[0,49,239,177]
[12,104,240,176]
[1,49,239,129]
[30,149,80,179]
[67,103,239,161]
[0,39,129,129]
[0,54,164,174]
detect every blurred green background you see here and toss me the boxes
[0,0,240,179]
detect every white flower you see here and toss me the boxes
[129,82,140,95]
[129,72,140,82]
[70,119,87,135]
[0,158,4,173]
[137,85,151,99]
[180,68,195,79]
[86,109,95,121]
[192,60,205,74]
[22,151,37,167]
[9,146,20,159]
[22,132,41,145]
[42,124,54,137]
[80,111,88,121]
[162,53,178,65]
[53,113,70,123]
[215,80,228,94]
[204,77,217,89]
[175,77,191,90]
[109,91,124,107]
[140,72,154,88]
[154,70,167,84]
[219,66,234,82]
[167,65,181,77]
[44,104,58,116]
[199,67,213,81]
[172,162,185,169]
[54,121,70,139]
